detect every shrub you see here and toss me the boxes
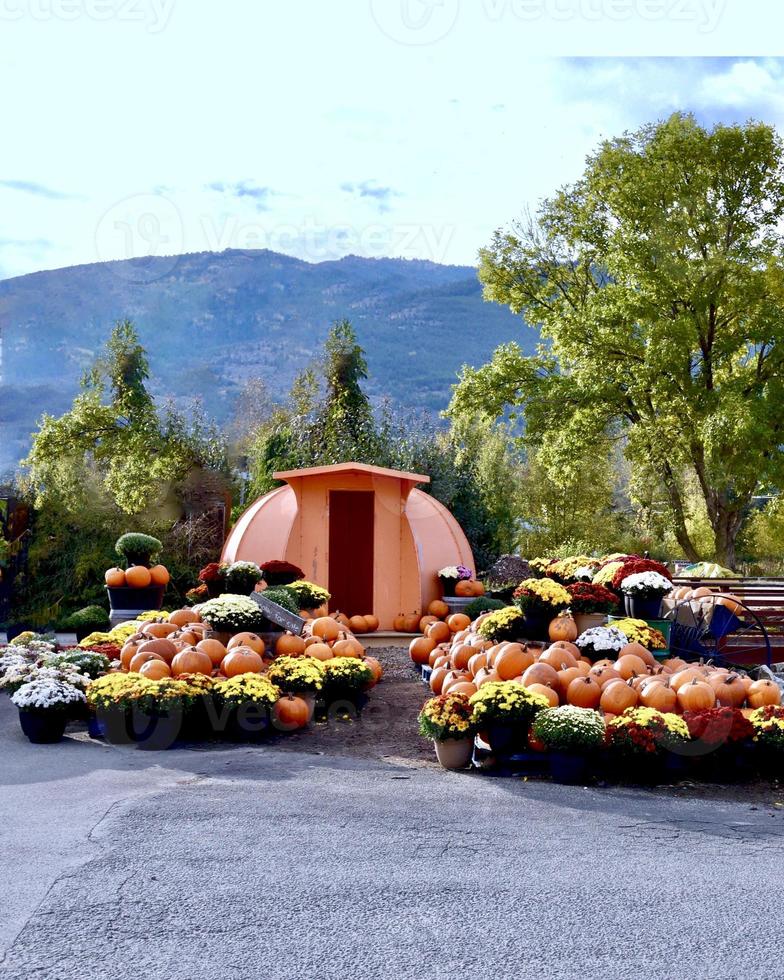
[61,605,110,631]
[463,597,506,621]
[261,588,300,615]
[532,706,606,753]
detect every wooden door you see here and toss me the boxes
[329,491,374,616]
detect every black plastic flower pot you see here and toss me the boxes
[624,595,663,620]
[483,722,528,757]
[522,610,551,642]
[439,576,457,597]
[221,705,272,742]
[106,585,165,612]
[96,706,134,745]
[130,709,184,751]
[18,709,67,744]
[548,751,590,785]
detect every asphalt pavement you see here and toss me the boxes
[2,696,784,980]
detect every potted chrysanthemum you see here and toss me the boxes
[575,625,627,663]
[566,583,620,635]
[605,707,690,784]
[621,571,674,619]
[321,658,375,714]
[12,678,87,743]
[212,674,281,741]
[469,681,551,756]
[437,565,472,598]
[512,578,571,640]
[224,561,263,595]
[419,692,477,769]
[532,706,606,784]
[268,655,325,721]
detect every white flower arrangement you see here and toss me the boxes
[532,705,606,752]
[438,565,472,580]
[621,571,674,598]
[0,651,32,678]
[0,663,92,694]
[573,566,595,582]
[575,626,627,655]
[11,678,87,711]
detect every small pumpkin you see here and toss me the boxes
[125,565,152,589]
[521,662,559,689]
[526,682,559,708]
[137,638,178,664]
[428,599,449,619]
[495,644,535,680]
[274,695,310,730]
[426,621,451,644]
[600,679,638,714]
[567,676,602,709]
[349,616,369,635]
[364,614,380,632]
[169,608,201,628]
[677,678,716,712]
[708,672,747,708]
[139,659,172,680]
[455,580,474,597]
[419,615,439,633]
[228,633,266,655]
[540,645,578,671]
[306,642,334,662]
[129,651,165,673]
[312,617,342,642]
[172,648,214,677]
[149,564,170,586]
[549,614,578,643]
[221,647,264,677]
[615,654,648,680]
[105,567,126,588]
[640,680,678,713]
[142,622,179,639]
[747,679,782,709]
[276,633,306,657]
[447,613,471,634]
[196,639,228,668]
[362,656,383,684]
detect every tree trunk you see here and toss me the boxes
[712,506,745,570]
[659,460,700,562]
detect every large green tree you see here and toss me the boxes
[449,113,784,567]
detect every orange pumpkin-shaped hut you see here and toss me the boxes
[222,463,474,630]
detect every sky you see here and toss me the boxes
[2,0,784,280]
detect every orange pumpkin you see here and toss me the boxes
[105,567,126,588]
[450,644,473,671]
[139,659,172,680]
[470,580,485,597]
[556,666,585,700]
[549,614,578,643]
[228,632,266,655]
[120,641,142,671]
[196,639,228,668]
[419,615,439,633]
[426,621,451,644]
[312,617,341,642]
[640,680,678,713]
[430,665,451,694]
[615,654,648,680]
[172,648,214,676]
[149,564,170,586]
[747,679,782,709]
[306,642,334,662]
[125,565,152,589]
[276,633,306,657]
[428,599,450,619]
[410,636,436,665]
[393,614,407,632]
[600,679,638,714]
[364,615,380,633]
[709,672,747,708]
[540,645,578,671]
[274,695,310,730]
[129,651,165,673]
[142,622,179,639]
[475,666,502,688]
[137,638,177,664]
[349,616,369,635]
[333,635,365,659]
[467,651,488,676]
[362,656,383,684]
[677,679,716,712]
[221,647,264,677]
[495,644,535,681]
[590,666,623,689]
[441,670,473,695]
[521,662,559,689]
[526,682,559,708]
[447,614,471,634]
[619,642,657,668]
[169,608,201,628]
[567,676,602,709]
[333,613,351,629]
[669,667,707,691]
[550,640,581,660]
[455,580,474,597]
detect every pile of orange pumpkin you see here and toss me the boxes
[317,611,380,635]
[394,599,474,635]
[117,609,382,685]
[105,565,171,589]
[412,612,782,719]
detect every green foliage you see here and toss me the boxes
[451,113,784,568]
[61,606,110,630]
[463,597,506,620]
[115,532,162,564]
[260,587,300,615]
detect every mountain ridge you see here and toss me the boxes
[0,249,532,473]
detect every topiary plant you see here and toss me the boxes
[115,533,162,567]
[61,605,110,634]
[463,597,506,621]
